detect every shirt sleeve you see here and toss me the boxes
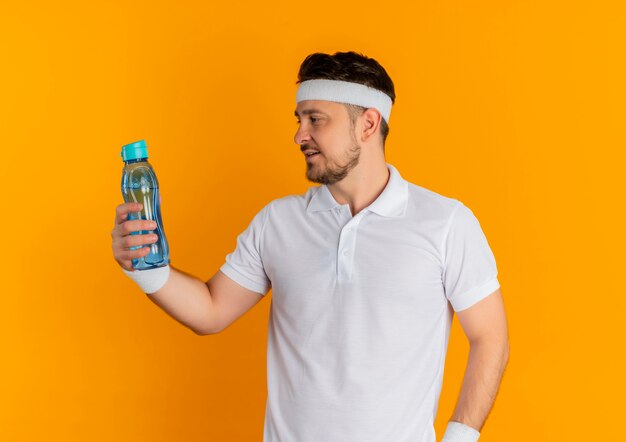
[219,203,272,296]
[442,201,500,312]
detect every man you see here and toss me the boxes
[112,51,510,442]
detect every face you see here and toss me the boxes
[294,100,361,185]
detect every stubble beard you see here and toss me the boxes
[305,133,361,186]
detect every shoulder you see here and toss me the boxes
[404,179,462,221]
[260,185,319,215]
[403,181,491,241]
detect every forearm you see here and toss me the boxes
[143,265,216,335]
[449,338,509,432]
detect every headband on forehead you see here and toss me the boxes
[296,79,392,123]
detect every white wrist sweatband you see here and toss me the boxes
[122,265,170,294]
[441,421,480,442]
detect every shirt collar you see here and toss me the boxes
[306,163,409,217]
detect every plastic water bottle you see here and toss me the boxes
[120,140,170,270]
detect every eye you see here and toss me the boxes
[295,117,320,124]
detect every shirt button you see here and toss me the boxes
[342,249,350,256]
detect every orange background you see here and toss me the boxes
[1,1,624,440]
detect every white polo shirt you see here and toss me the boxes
[219,163,500,442]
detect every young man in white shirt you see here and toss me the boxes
[113,51,510,442]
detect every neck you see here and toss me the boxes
[327,154,390,217]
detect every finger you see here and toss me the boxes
[122,232,158,249]
[118,219,157,237]
[119,245,152,262]
[122,263,135,271]
[112,234,152,252]
[115,202,143,226]
[114,245,149,269]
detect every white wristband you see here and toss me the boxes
[122,265,171,294]
[441,421,480,442]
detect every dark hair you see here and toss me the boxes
[296,51,396,148]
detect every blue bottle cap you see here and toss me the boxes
[120,140,149,161]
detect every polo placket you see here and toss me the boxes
[336,206,368,282]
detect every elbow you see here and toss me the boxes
[496,339,511,366]
[194,327,214,336]
[193,327,208,336]
[194,322,223,336]
[194,306,223,335]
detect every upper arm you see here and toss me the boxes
[456,288,510,347]
[202,269,265,334]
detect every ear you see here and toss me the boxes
[358,108,382,142]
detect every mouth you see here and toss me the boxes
[303,149,321,159]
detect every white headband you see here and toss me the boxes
[296,79,392,123]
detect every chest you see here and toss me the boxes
[263,210,446,309]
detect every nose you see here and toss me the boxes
[294,123,310,146]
